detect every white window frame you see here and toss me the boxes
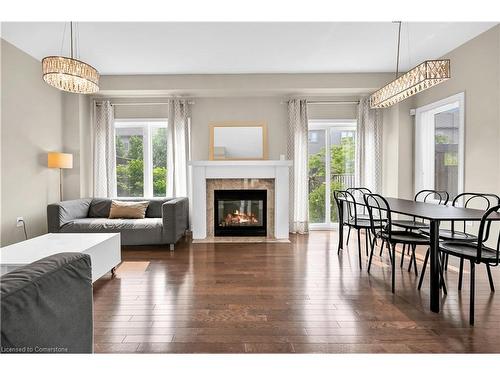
[114,118,168,198]
[308,119,357,230]
[414,92,465,201]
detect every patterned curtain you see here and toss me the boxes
[287,99,309,234]
[355,97,383,192]
[167,99,190,197]
[93,101,117,197]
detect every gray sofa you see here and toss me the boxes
[1,253,93,353]
[47,197,189,249]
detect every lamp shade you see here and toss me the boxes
[48,152,73,169]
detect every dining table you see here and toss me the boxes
[337,196,500,313]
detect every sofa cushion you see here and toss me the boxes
[89,198,172,218]
[61,218,163,231]
[60,218,164,246]
[58,198,92,224]
[1,253,93,353]
[141,198,170,218]
[88,198,112,218]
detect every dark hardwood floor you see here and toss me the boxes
[93,231,500,353]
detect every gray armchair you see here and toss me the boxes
[1,253,93,353]
[47,197,189,249]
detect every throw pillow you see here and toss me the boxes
[109,200,149,219]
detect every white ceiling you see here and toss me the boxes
[1,22,497,75]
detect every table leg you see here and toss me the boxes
[337,201,344,254]
[429,220,440,313]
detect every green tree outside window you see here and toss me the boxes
[308,136,355,223]
[116,128,168,197]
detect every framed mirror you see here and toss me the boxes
[209,121,268,160]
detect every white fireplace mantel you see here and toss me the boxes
[189,160,293,240]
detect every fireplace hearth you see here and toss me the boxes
[214,190,267,236]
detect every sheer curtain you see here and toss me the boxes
[355,97,383,192]
[287,99,309,234]
[93,100,117,197]
[167,99,190,197]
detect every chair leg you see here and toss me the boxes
[365,229,369,256]
[368,237,376,273]
[458,258,464,291]
[418,248,429,290]
[346,226,352,246]
[391,243,396,293]
[357,229,362,270]
[411,244,418,276]
[400,244,405,268]
[407,245,412,272]
[438,255,448,295]
[387,241,393,265]
[486,264,495,292]
[379,240,385,256]
[470,261,475,325]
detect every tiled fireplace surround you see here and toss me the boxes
[190,160,292,243]
[206,178,275,240]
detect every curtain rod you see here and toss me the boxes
[281,100,359,105]
[307,100,359,105]
[94,101,195,106]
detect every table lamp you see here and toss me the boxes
[48,152,73,201]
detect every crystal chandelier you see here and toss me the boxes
[42,22,99,94]
[370,22,450,109]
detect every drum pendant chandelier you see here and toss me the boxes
[42,22,99,94]
[369,22,450,109]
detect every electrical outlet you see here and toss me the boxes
[16,217,24,227]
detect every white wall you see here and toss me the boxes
[96,73,390,166]
[190,97,287,160]
[382,25,500,199]
[108,96,360,162]
[1,39,63,245]
[308,103,358,120]
[412,25,500,196]
[99,72,394,97]
[61,93,91,200]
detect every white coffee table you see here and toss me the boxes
[0,233,121,282]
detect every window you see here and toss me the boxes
[115,120,168,198]
[308,120,357,228]
[415,93,464,200]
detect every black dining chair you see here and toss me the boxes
[392,189,449,273]
[334,190,374,270]
[345,187,372,247]
[429,205,500,325]
[364,193,443,294]
[419,192,500,290]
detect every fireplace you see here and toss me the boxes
[214,190,267,237]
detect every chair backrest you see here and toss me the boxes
[415,189,449,205]
[346,187,372,197]
[451,193,500,234]
[476,204,500,265]
[346,187,372,217]
[333,190,360,226]
[363,193,391,240]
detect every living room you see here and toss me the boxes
[2,0,500,372]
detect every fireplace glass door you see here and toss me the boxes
[214,190,267,236]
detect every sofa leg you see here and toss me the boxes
[111,267,117,277]
[169,244,175,251]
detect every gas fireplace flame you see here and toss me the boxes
[224,210,259,225]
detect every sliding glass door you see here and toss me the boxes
[415,93,464,201]
[308,120,357,229]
